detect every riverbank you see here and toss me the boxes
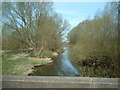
[70,55,119,78]
[2,50,59,75]
[28,46,80,76]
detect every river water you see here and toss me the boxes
[30,46,80,76]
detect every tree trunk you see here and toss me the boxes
[37,47,43,58]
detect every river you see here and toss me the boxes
[30,46,80,76]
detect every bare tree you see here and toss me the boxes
[2,2,68,57]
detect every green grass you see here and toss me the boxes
[31,60,46,65]
[25,50,56,58]
[2,53,27,75]
[25,53,34,58]
[2,50,54,75]
[3,50,21,55]
[41,51,55,57]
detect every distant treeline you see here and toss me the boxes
[2,2,69,57]
[68,2,119,77]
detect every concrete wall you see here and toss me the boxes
[2,75,120,88]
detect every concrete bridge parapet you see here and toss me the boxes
[2,75,120,88]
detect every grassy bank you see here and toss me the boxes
[2,50,58,75]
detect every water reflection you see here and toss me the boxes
[30,46,80,76]
[55,47,80,76]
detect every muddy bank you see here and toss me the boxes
[27,53,59,76]
[2,50,59,75]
